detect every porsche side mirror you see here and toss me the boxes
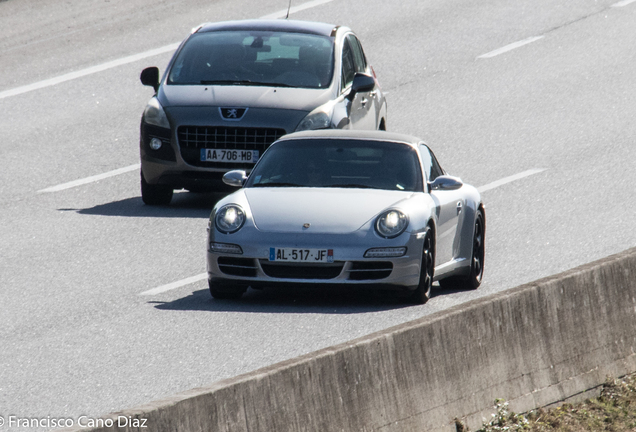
[140,67,160,92]
[223,170,247,187]
[347,72,375,101]
[429,175,463,191]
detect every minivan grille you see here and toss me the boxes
[178,126,285,168]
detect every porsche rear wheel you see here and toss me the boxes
[439,209,485,290]
[409,226,434,304]
[468,209,486,288]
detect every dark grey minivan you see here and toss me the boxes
[139,19,388,205]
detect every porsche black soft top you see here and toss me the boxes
[197,19,339,37]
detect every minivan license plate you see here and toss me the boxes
[200,149,259,163]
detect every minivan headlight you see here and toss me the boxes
[295,102,336,131]
[143,97,170,129]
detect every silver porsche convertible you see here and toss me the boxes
[206,130,485,304]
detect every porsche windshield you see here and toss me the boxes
[167,31,334,89]
[246,140,423,192]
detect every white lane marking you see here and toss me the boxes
[477,36,544,59]
[477,168,546,193]
[140,273,208,296]
[0,0,335,101]
[612,0,636,6]
[38,163,140,193]
[0,45,180,101]
[140,168,547,296]
[260,0,335,19]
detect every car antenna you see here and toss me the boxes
[285,0,292,19]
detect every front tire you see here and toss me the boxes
[141,171,173,206]
[208,280,246,300]
[409,226,434,304]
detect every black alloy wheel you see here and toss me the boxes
[468,209,485,289]
[409,226,434,304]
[439,209,485,291]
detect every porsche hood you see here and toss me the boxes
[244,188,412,234]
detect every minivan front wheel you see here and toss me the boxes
[141,171,173,206]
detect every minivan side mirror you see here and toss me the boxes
[347,72,375,101]
[222,170,247,187]
[428,175,464,191]
[140,67,160,92]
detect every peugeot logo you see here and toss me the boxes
[220,107,247,121]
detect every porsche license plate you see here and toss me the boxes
[269,248,334,263]
[200,149,259,163]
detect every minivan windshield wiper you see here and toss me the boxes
[330,183,377,189]
[252,182,302,187]
[200,80,294,87]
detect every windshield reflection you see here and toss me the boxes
[246,140,423,192]
[168,31,334,89]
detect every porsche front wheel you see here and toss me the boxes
[409,226,434,305]
[208,280,245,300]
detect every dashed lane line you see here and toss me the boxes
[477,36,544,59]
[37,164,140,193]
[140,273,208,296]
[612,0,636,7]
[477,168,546,193]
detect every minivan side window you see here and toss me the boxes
[341,38,355,91]
[347,35,367,73]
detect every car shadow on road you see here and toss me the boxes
[148,284,450,314]
[66,191,226,218]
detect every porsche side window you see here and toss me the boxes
[419,144,443,182]
[430,152,444,179]
[341,39,355,91]
[347,35,367,72]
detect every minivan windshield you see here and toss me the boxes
[245,139,423,192]
[168,31,334,89]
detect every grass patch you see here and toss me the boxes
[455,373,636,431]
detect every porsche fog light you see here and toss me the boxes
[149,137,163,150]
[364,247,407,258]
[375,210,409,238]
[215,205,246,234]
[209,242,243,254]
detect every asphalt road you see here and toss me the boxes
[1,0,635,430]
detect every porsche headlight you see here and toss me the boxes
[215,205,246,234]
[143,97,170,129]
[375,210,409,238]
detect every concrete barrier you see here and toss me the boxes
[61,247,636,432]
